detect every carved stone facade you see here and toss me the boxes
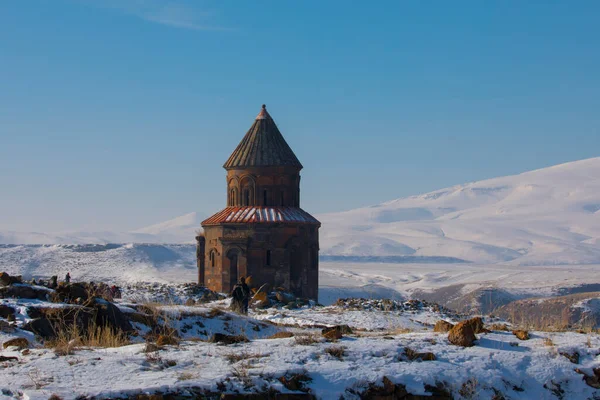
[198,105,320,300]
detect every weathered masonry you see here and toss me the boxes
[197,105,320,300]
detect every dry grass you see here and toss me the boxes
[224,350,267,364]
[267,331,294,339]
[488,323,509,331]
[178,372,195,381]
[325,346,347,360]
[543,337,555,347]
[46,321,129,356]
[385,327,413,335]
[294,334,321,346]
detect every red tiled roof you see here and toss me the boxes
[202,207,320,226]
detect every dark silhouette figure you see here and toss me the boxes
[49,275,58,289]
[65,272,71,284]
[231,277,250,315]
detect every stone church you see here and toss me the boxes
[196,105,320,300]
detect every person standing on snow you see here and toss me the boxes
[230,277,250,315]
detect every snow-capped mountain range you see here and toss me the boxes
[2,157,600,266]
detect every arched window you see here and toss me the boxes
[266,249,272,266]
[229,189,234,206]
[209,250,216,267]
[280,191,285,206]
[244,189,250,206]
[263,189,268,206]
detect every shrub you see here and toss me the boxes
[325,346,346,360]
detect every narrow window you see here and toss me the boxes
[263,190,268,206]
[280,191,285,206]
[229,189,234,206]
[266,250,271,266]
[244,189,250,206]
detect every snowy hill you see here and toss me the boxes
[319,157,600,265]
[1,158,599,266]
[0,213,205,245]
[131,211,205,242]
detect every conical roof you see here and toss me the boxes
[223,105,303,169]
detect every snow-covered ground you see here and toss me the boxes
[2,294,600,399]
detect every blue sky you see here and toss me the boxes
[1,1,599,232]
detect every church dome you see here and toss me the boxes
[223,105,303,169]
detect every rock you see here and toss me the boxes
[253,292,271,309]
[559,351,579,364]
[22,306,94,339]
[405,347,436,361]
[448,321,477,347]
[268,331,294,339]
[209,333,249,345]
[156,335,179,347]
[463,317,488,334]
[0,304,15,319]
[275,291,295,304]
[92,298,134,333]
[127,312,156,327]
[433,320,454,333]
[0,356,18,362]
[145,343,161,353]
[22,318,56,339]
[358,376,409,399]
[2,338,29,350]
[278,372,312,392]
[0,320,15,333]
[54,283,89,303]
[0,272,10,286]
[0,284,50,300]
[321,325,352,341]
[488,323,509,331]
[576,368,600,389]
[512,330,530,340]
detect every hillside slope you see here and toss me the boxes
[319,157,600,265]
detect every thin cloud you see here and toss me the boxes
[80,0,228,31]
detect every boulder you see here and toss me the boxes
[0,284,50,300]
[252,292,271,309]
[512,330,530,340]
[54,283,89,303]
[321,325,352,341]
[275,291,295,304]
[560,351,579,364]
[0,320,15,333]
[0,304,15,319]
[448,321,477,347]
[405,347,436,361]
[92,298,134,333]
[433,320,454,333]
[464,317,488,334]
[22,318,56,339]
[209,333,249,345]
[0,272,11,286]
[2,337,29,350]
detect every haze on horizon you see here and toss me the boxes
[1,1,599,233]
